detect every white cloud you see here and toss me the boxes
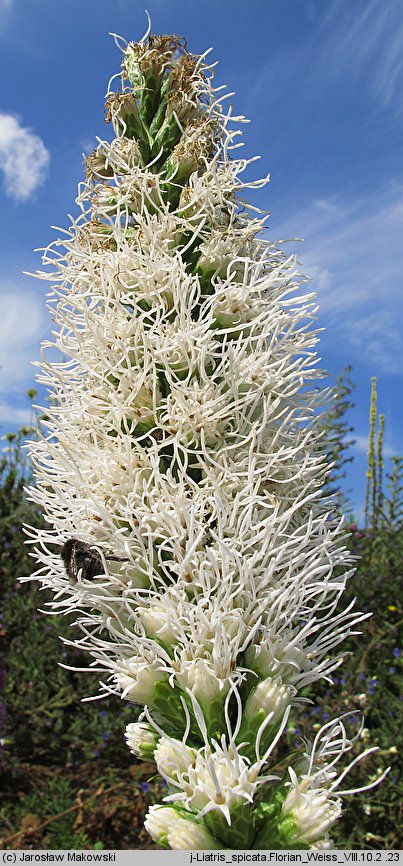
[0,282,48,392]
[274,185,403,374]
[80,137,96,155]
[320,0,403,112]
[0,113,50,202]
[0,402,32,427]
[346,310,403,377]
[246,0,403,119]
[352,433,396,459]
[352,434,370,455]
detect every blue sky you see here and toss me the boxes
[0,0,402,516]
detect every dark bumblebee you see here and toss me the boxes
[61,537,127,584]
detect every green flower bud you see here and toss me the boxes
[125,722,160,759]
[115,659,169,706]
[145,806,222,850]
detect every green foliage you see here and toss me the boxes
[0,396,137,775]
[362,380,403,580]
[0,762,162,849]
[386,457,403,526]
[23,778,92,849]
[321,365,356,514]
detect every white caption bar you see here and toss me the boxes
[0,851,401,866]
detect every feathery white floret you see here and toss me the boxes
[24,31,375,850]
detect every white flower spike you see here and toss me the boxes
[25,25,386,849]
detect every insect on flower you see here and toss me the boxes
[61,538,128,585]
